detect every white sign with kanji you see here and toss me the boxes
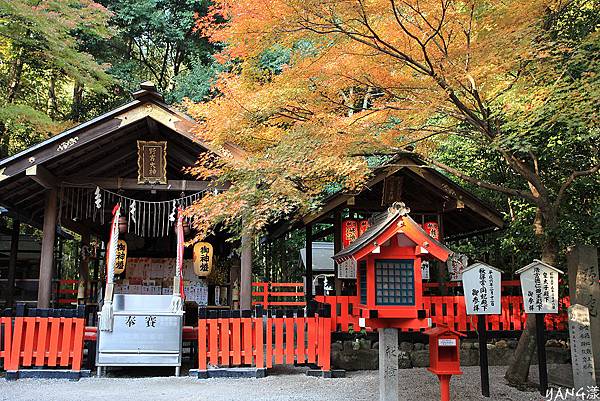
[421,260,430,280]
[447,254,468,281]
[462,262,502,315]
[338,257,357,279]
[516,260,563,314]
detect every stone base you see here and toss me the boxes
[5,369,90,381]
[190,368,267,379]
[306,369,346,378]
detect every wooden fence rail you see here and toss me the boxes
[315,295,570,333]
[198,309,331,372]
[252,282,305,308]
[0,306,86,373]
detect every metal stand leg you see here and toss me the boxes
[175,366,180,377]
[97,367,102,377]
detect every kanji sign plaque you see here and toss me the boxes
[516,259,563,314]
[462,262,502,315]
[137,141,167,184]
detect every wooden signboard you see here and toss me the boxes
[114,239,127,274]
[193,242,213,277]
[137,140,167,184]
[462,262,502,315]
[338,257,357,279]
[447,253,468,281]
[516,259,562,314]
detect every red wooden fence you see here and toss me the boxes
[1,317,12,368]
[198,311,331,372]
[252,282,305,308]
[315,295,570,333]
[0,307,86,373]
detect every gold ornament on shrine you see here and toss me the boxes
[137,140,167,184]
[193,242,213,277]
[114,239,128,274]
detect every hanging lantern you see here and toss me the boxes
[359,219,370,236]
[183,219,191,236]
[342,220,359,248]
[193,242,213,277]
[114,240,127,274]
[118,215,128,234]
[423,221,440,240]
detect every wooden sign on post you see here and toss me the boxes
[462,262,502,398]
[516,259,562,314]
[516,259,563,396]
[568,304,596,390]
[462,262,502,315]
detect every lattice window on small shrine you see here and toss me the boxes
[375,260,415,306]
[359,260,367,304]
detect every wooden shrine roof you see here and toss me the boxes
[270,153,505,241]
[0,82,239,231]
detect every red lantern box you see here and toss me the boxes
[333,202,452,330]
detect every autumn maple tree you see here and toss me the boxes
[185,0,599,385]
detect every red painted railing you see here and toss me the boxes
[252,282,305,308]
[198,312,331,372]
[315,295,570,332]
[56,279,78,305]
[3,315,85,372]
[1,317,12,368]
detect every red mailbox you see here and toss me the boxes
[425,325,465,401]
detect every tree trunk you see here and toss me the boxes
[71,81,84,122]
[7,50,24,103]
[47,74,59,119]
[505,208,558,386]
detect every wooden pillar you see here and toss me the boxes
[240,233,252,310]
[305,223,313,303]
[6,219,20,306]
[37,188,58,308]
[333,211,342,295]
[77,232,90,304]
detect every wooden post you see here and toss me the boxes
[305,223,313,303]
[240,233,252,310]
[77,232,90,304]
[477,315,490,397]
[536,313,548,396]
[333,210,342,296]
[6,219,20,306]
[37,188,58,308]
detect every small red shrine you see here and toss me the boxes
[332,202,452,329]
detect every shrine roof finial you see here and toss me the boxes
[133,81,164,101]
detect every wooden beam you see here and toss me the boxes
[26,165,58,189]
[408,166,504,228]
[240,232,252,310]
[59,177,229,192]
[6,219,20,306]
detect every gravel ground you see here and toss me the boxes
[0,366,578,401]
